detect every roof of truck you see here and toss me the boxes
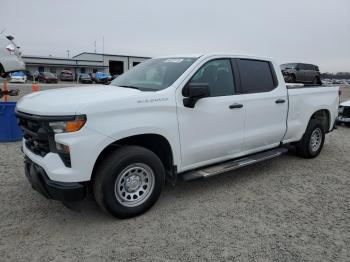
[157,53,272,61]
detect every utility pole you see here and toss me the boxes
[94,41,97,53]
[102,36,105,73]
[66,50,70,58]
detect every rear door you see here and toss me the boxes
[234,59,288,153]
[308,64,318,83]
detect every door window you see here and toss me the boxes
[298,64,306,70]
[237,59,276,93]
[189,59,235,97]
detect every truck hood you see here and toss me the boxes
[16,85,141,115]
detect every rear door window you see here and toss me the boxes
[236,59,276,93]
[298,64,305,70]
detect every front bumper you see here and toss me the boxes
[336,116,350,123]
[24,156,87,202]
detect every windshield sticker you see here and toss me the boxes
[164,59,184,63]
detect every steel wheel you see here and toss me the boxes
[310,128,322,152]
[114,163,155,207]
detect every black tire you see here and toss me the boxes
[93,146,165,218]
[295,120,325,158]
[345,123,350,127]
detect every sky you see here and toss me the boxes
[1,0,349,72]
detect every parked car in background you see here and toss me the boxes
[94,71,112,84]
[281,63,321,84]
[9,71,27,83]
[33,71,40,81]
[89,72,96,82]
[79,73,93,84]
[23,70,34,81]
[332,79,344,85]
[337,100,350,126]
[60,70,74,81]
[37,72,58,83]
[0,34,25,77]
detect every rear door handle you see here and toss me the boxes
[229,103,243,109]
[275,99,286,104]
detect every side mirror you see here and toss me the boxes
[182,83,210,108]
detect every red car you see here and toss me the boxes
[37,72,58,83]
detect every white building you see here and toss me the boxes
[22,52,150,78]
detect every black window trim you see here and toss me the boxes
[233,58,279,94]
[183,57,237,97]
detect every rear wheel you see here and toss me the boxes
[93,146,165,218]
[295,120,325,158]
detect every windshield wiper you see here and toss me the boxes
[118,85,141,90]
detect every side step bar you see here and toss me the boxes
[182,147,288,181]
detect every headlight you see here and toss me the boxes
[338,107,344,113]
[49,115,86,133]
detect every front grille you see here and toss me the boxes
[16,111,73,168]
[17,115,51,157]
[340,106,350,118]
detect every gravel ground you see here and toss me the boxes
[0,84,349,261]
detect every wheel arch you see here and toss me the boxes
[92,133,176,185]
[308,109,331,133]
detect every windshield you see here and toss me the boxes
[11,71,25,77]
[110,57,197,91]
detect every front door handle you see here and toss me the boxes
[275,99,286,104]
[229,103,243,109]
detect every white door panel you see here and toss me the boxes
[177,96,245,167]
[243,88,288,151]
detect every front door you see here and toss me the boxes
[177,58,245,170]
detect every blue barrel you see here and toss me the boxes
[0,102,23,142]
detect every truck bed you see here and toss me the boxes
[283,85,339,143]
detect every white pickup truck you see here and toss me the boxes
[16,54,339,218]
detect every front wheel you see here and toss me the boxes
[93,146,165,218]
[295,120,325,158]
